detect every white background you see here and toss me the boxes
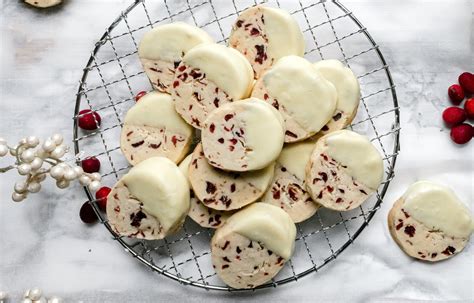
[0,0,473,302]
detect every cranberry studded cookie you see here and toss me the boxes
[172,44,254,129]
[305,130,383,211]
[138,22,213,93]
[262,141,320,223]
[106,157,190,239]
[252,56,337,142]
[189,144,274,211]
[229,5,305,78]
[120,92,193,166]
[178,154,234,229]
[388,181,473,262]
[313,60,360,134]
[201,97,285,172]
[211,203,296,289]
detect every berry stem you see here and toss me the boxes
[0,165,15,173]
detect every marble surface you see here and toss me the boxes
[0,0,473,302]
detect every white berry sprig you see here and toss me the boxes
[0,134,101,202]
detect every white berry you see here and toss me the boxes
[21,149,36,163]
[51,133,63,145]
[73,166,84,176]
[14,181,28,193]
[50,166,65,179]
[42,139,55,152]
[0,145,8,157]
[51,146,66,159]
[18,138,27,145]
[18,163,32,175]
[63,168,77,181]
[28,182,41,193]
[26,136,40,147]
[90,172,101,181]
[0,137,6,145]
[30,157,44,170]
[10,148,17,156]
[48,296,62,303]
[21,299,33,303]
[79,175,91,186]
[26,287,42,300]
[12,192,26,202]
[89,180,101,191]
[56,179,70,189]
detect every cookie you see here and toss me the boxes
[262,141,320,223]
[172,44,254,129]
[313,59,360,134]
[107,157,190,239]
[120,91,193,166]
[388,181,473,262]
[211,203,296,289]
[252,56,337,142]
[138,22,213,93]
[229,5,305,78]
[189,143,274,211]
[178,154,234,228]
[24,0,61,8]
[305,130,383,211]
[201,97,285,171]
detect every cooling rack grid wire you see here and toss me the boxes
[73,0,400,291]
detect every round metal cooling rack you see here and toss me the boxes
[73,0,400,291]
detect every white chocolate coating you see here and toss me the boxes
[264,7,305,60]
[313,59,360,114]
[124,92,193,135]
[218,203,296,259]
[121,157,190,233]
[138,22,213,62]
[182,44,254,100]
[252,56,337,141]
[178,153,193,183]
[277,141,315,181]
[324,130,383,189]
[202,98,285,171]
[403,181,474,238]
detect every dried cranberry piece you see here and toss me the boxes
[206,182,217,194]
[130,211,147,228]
[250,28,260,36]
[404,225,416,237]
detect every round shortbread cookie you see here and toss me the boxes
[252,56,337,142]
[201,97,285,172]
[305,130,383,211]
[388,181,473,262]
[24,0,61,8]
[172,44,254,129]
[262,141,320,223]
[313,59,360,134]
[107,157,190,239]
[229,5,305,78]
[211,203,296,289]
[178,154,234,228]
[120,91,193,166]
[138,22,213,93]
[189,144,274,211]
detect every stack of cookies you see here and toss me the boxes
[107,5,388,289]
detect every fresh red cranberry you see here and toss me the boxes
[78,109,101,130]
[81,157,101,173]
[447,84,465,104]
[442,107,467,126]
[464,98,474,119]
[95,186,111,211]
[135,91,147,102]
[458,72,474,94]
[450,123,473,144]
[80,201,98,224]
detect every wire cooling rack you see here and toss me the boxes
[73,0,400,291]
